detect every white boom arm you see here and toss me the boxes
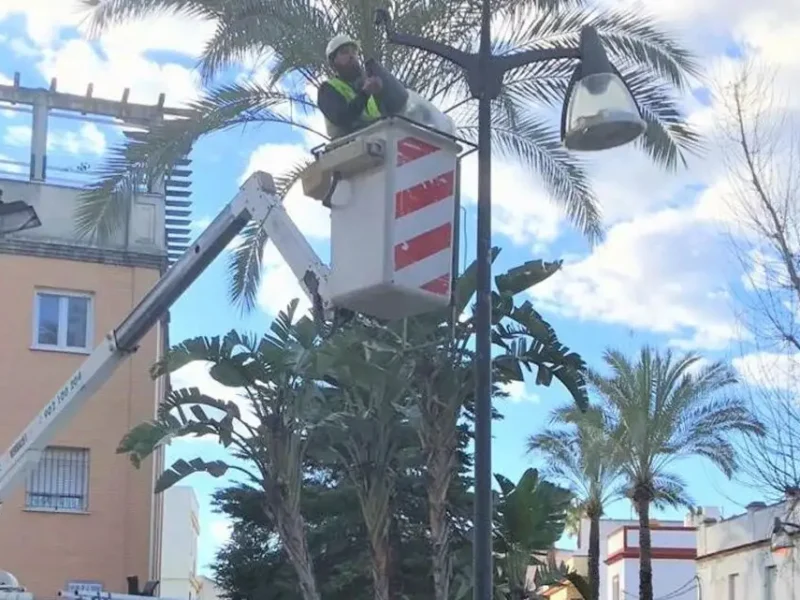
[0,171,330,506]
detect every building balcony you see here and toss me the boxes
[606,524,697,564]
[0,75,195,268]
[0,175,166,256]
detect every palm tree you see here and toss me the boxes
[386,249,589,600]
[118,300,327,600]
[493,468,573,600]
[588,347,765,600]
[450,468,575,600]
[526,405,621,600]
[78,0,701,309]
[309,322,418,600]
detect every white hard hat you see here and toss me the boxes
[326,34,359,59]
[0,570,21,590]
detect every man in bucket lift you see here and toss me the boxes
[318,34,384,138]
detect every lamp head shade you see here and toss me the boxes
[561,27,646,152]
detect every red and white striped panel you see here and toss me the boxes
[392,136,457,298]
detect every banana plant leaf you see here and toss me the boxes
[156,457,232,493]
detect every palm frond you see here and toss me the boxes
[78,0,701,314]
[619,65,704,171]
[501,6,700,89]
[586,9,702,88]
[493,299,589,407]
[529,403,622,511]
[199,0,333,85]
[649,472,693,509]
[500,58,575,108]
[75,82,316,241]
[226,159,315,313]
[592,346,763,513]
[488,4,702,172]
[79,0,226,37]
[459,108,602,243]
[73,162,146,244]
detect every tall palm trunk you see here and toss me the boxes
[427,444,454,600]
[272,503,320,600]
[368,524,392,600]
[587,511,601,600]
[388,514,401,600]
[359,474,393,600]
[633,490,653,600]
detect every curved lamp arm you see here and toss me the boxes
[374,8,475,71]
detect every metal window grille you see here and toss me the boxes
[25,446,90,511]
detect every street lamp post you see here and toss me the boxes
[375,5,645,600]
[0,189,41,236]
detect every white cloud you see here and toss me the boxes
[529,206,742,350]
[733,351,800,391]
[459,153,565,252]
[3,122,107,155]
[168,361,257,442]
[3,125,28,146]
[0,153,24,174]
[498,380,541,404]
[239,142,331,316]
[519,0,800,349]
[1,1,215,106]
[8,36,40,58]
[240,142,330,240]
[36,38,201,107]
[601,0,800,67]
[256,243,312,317]
[491,0,800,347]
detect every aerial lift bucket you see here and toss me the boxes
[302,116,461,321]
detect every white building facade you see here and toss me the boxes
[198,575,223,600]
[160,486,202,600]
[696,500,799,600]
[605,524,697,600]
[574,517,686,596]
[560,516,699,600]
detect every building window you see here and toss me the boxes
[728,573,738,600]
[25,446,90,512]
[765,565,777,600]
[33,290,93,352]
[611,575,619,600]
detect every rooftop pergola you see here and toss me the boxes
[0,72,195,263]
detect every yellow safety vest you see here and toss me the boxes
[324,77,381,137]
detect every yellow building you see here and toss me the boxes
[0,75,192,597]
[537,555,588,600]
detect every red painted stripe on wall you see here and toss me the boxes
[394,223,452,271]
[395,170,455,218]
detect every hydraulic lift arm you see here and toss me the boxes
[0,171,330,507]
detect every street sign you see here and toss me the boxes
[66,581,104,596]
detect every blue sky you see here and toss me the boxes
[1,0,799,579]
